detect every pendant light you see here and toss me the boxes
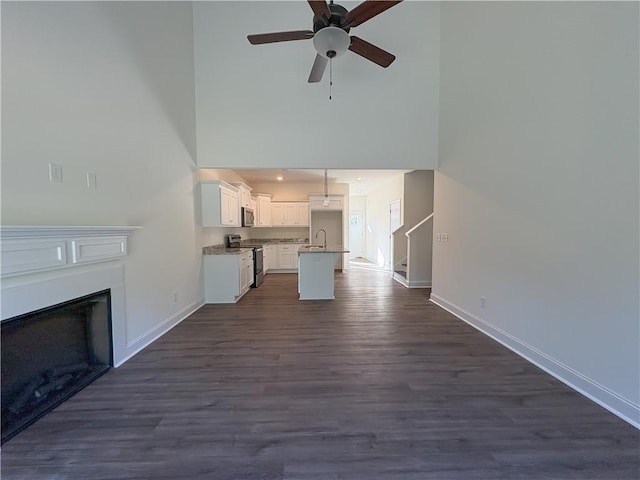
[323,169,330,207]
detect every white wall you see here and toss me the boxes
[433,2,639,425]
[192,1,440,170]
[1,2,204,362]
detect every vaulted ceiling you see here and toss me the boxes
[193,1,441,171]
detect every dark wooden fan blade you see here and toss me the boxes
[343,1,403,28]
[308,54,328,83]
[308,0,331,19]
[247,30,314,45]
[349,36,396,67]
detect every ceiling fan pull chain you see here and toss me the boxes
[329,58,333,100]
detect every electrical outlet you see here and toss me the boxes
[49,163,63,183]
[480,296,487,308]
[173,291,178,303]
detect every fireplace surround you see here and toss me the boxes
[0,225,138,441]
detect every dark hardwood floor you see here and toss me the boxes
[2,269,639,479]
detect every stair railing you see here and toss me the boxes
[403,213,434,286]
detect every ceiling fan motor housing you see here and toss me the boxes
[312,3,350,32]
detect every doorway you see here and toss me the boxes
[349,210,364,259]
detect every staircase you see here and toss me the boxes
[391,171,434,289]
[392,214,433,288]
[394,260,408,280]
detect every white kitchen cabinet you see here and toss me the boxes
[284,203,309,226]
[250,197,257,214]
[263,243,274,273]
[240,252,254,292]
[277,244,298,269]
[263,244,269,273]
[204,250,254,303]
[271,203,285,226]
[233,182,253,208]
[256,194,272,227]
[309,195,343,211]
[272,202,309,226]
[201,181,240,227]
[296,203,309,226]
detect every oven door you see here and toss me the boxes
[252,248,263,287]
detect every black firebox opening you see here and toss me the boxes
[1,289,113,444]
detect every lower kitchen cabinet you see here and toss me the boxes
[204,251,254,303]
[276,244,298,269]
[264,244,277,273]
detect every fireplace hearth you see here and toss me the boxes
[1,290,113,444]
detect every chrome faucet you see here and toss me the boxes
[315,229,327,248]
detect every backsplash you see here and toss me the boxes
[242,238,308,244]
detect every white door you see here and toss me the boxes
[349,211,364,258]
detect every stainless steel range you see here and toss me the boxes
[226,235,264,288]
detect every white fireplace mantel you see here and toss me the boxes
[1,225,140,366]
[1,225,141,277]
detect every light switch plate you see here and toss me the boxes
[87,173,97,189]
[49,163,63,183]
[442,233,448,242]
[435,233,441,242]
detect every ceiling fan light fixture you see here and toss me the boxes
[313,26,350,59]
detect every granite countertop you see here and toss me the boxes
[298,245,350,254]
[241,238,309,246]
[202,246,254,255]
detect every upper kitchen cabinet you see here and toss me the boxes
[271,203,285,226]
[309,195,343,211]
[271,202,309,227]
[255,194,272,227]
[201,181,240,227]
[232,183,253,209]
[285,203,309,226]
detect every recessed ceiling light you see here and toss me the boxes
[276,175,284,181]
[356,177,363,181]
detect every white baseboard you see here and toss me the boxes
[392,272,408,287]
[115,297,205,367]
[430,294,640,429]
[392,273,431,289]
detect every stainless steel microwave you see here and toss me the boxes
[241,207,255,227]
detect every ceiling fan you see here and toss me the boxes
[247,0,403,83]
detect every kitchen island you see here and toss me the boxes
[298,245,349,300]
